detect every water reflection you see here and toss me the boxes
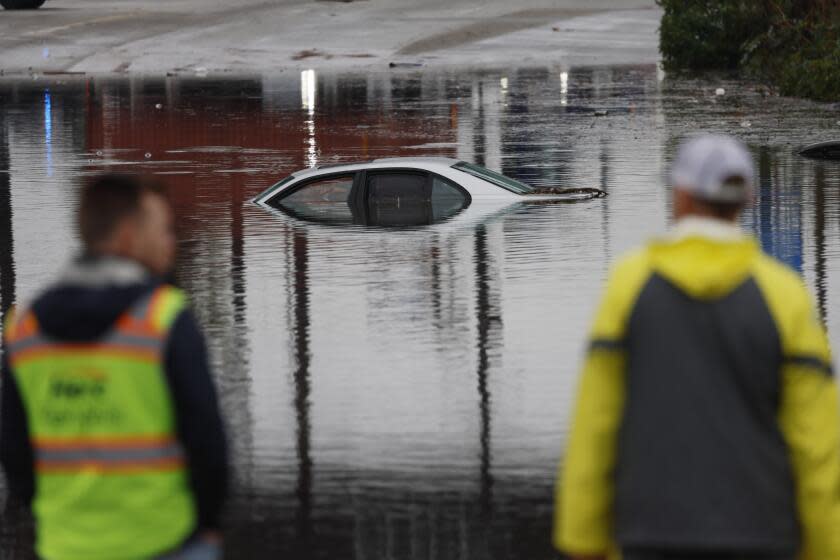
[473,224,499,523]
[290,229,314,558]
[0,111,15,326]
[1,67,840,559]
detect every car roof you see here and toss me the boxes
[291,157,462,179]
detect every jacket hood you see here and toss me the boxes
[30,256,160,341]
[648,220,759,300]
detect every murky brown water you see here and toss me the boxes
[1,66,840,559]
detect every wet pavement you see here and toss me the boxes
[1,66,840,559]
[0,0,657,74]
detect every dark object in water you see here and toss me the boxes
[1,0,45,9]
[528,186,608,198]
[799,141,840,160]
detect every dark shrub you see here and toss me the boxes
[657,0,840,101]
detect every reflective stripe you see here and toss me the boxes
[8,332,164,368]
[10,333,160,354]
[117,286,176,338]
[36,457,184,474]
[7,333,52,355]
[128,288,162,324]
[34,437,184,473]
[589,338,626,352]
[35,435,178,448]
[115,314,158,337]
[785,355,834,377]
[147,288,167,326]
[108,333,162,349]
[5,309,38,345]
[38,445,183,463]
[9,343,160,367]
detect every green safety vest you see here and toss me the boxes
[4,285,197,560]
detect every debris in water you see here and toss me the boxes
[594,109,608,117]
[528,186,608,198]
[389,62,424,68]
[292,49,324,61]
[144,152,152,159]
[715,88,725,96]
[155,103,163,109]
[740,121,752,128]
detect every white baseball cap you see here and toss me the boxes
[670,134,755,203]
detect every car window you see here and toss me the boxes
[366,172,428,226]
[431,176,469,220]
[365,172,470,226]
[367,172,427,204]
[272,174,355,224]
[280,175,354,204]
[451,161,533,194]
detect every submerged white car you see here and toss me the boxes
[253,157,606,226]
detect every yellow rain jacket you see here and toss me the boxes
[555,217,840,560]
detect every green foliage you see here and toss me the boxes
[657,0,766,71]
[657,0,840,101]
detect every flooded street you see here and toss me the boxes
[1,66,840,559]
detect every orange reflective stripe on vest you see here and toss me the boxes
[33,435,185,474]
[7,289,167,368]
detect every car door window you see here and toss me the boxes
[365,172,470,226]
[274,174,355,224]
[367,173,428,205]
[366,172,429,226]
[431,176,469,221]
[280,175,354,204]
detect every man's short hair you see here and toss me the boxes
[78,174,166,250]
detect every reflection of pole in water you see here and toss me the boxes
[228,176,256,484]
[0,114,15,324]
[814,164,828,321]
[473,81,486,167]
[230,181,246,324]
[474,225,495,519]
[290,228,314,557]
[599,136,612,262]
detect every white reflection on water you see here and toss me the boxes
[560,71,568,106]
[301,68,317,168]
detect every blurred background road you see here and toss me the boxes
[0,0,660,74]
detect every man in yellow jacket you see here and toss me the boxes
[554,135,840,560]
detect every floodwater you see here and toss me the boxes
[1,66,840,559]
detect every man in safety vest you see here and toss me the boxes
[554,135,840,560]
[1,174,229,560]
